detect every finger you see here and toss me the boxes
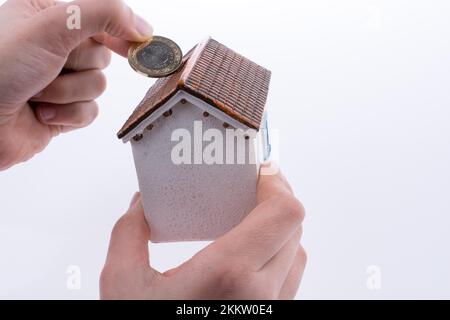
[32,70,107,104]
[104,193,151,268]
[260,227,303,290]
[36,100,99,128]
[278,246,307,300]
[28,0,153,57]
[257,168,294,203]
[93,33,132,58]
[278,170,294,194]
[65,38,112,70]
[210,172,305,270]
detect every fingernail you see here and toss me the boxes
[261,161,274,168]
[135,15,153,39]
[260,161,280,176]
[129,192,140,209]
[39,106,56,121]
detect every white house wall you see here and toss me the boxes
[130,98,259,242]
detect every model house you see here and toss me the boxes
[118,38,272,242]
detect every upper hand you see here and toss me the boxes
[100,171,307,300]
[0,0,153,170]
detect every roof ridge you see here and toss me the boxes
[179,37,212,87]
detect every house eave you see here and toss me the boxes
[120,91,255,144]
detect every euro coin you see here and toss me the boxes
[128,36,183,78]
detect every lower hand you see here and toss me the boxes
[100,171,306,300]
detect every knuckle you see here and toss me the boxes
[91,70,107,96]
[91,101,100,119]
[102,0,127,22]
[91,42,112,70]
[273,195,305,224]
[110,213,134,238]
[215,265,250,295]
[70,109,85,127]
[99,48,112,69]
[85,102,99,126]
[298,246,308,267]
[71,101,98,127]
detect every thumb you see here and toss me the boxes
[257,164,293,204]
[28,0,153,57]
[104,193,151,268]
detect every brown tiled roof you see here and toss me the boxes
[118,38,272,139]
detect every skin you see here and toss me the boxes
[0,0,307,300]
[101,172,306,300]
[0,0,153,170]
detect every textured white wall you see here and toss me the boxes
[131,96,257,242]
[0,0,450,299]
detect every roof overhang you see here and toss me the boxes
[121,91,253,144]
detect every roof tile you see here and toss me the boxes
[118,38,271,139]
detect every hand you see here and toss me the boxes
[0,0,153,170]
[100,171,307,300]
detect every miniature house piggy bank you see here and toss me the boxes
[118,38,272,242]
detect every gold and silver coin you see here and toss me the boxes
[128,36,183,78]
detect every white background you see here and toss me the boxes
[1,0,450,299]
